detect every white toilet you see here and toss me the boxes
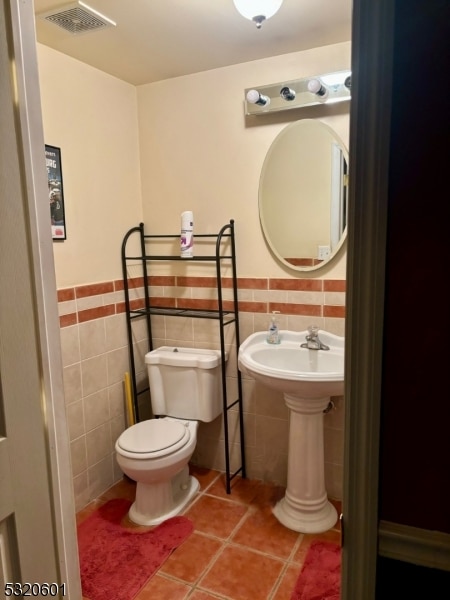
[115,346,226,526]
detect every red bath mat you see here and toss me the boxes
[291,540,341,600]
[78,498,193,600]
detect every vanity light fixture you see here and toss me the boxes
[233,0,283,29]
[246,89,270,106]
[244,70,351,115]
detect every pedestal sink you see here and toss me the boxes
[238,329,344,533]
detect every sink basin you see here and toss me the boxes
[238,329,345,534]
[238,330,344,398]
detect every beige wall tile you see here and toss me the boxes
[108,381,126,419]
[81,354,108,396]
[105,313,128,351]
[76,295,104,311]
[165,316,194,342]
[58,300,76,316]
[63,364,82,404]
[86,423,112,467]
[60,325,80,367]
[83,389,109,433]
[324,291,346,305]
[72,472,89,512]
[324,427,345,466]
[107,346,130,386]
[66,401,84,441]
[323,317,345,336]
[88,457,114,501]
[325,463,343,500]
[79,319,107,360]
[70,436,87,477]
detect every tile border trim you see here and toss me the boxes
[58,276,346,327]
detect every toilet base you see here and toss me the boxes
[129,467,199,526]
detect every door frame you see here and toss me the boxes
[341,1,395,598]
[2,1,81,595]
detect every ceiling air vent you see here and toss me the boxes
[37,1,116,35]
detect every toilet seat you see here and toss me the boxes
[117,419,190,459]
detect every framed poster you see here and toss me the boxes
[45,144,66,240]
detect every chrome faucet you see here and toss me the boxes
[300,325,330,351]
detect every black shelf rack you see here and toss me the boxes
[120,220,246,493]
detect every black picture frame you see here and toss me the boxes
[45,144,66,240]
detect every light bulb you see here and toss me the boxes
[233,0,283,28]
[307,78,329,99]
[246,89,270,106]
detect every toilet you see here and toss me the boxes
[115,346,226,526]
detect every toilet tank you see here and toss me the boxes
[145,347,228,422]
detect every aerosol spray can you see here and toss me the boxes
[180,211,194,257]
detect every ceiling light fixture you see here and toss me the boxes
[233,0,284,29]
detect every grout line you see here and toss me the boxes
[186,585,228,600]
[195,544,229,595]
[267,561,290,600]
[287,532,305,563]
[266,533,305,600]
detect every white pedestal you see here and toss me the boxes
[273,394,337,533]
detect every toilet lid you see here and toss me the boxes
[118,419,189,455]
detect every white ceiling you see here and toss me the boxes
[33,0,353,86]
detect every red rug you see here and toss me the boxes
[291,540,341,600]
[78,498,193,600]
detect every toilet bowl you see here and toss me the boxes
[115,346,226,525]
[115,417,199,525]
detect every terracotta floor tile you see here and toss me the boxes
[189,591,227,600]
[206,473,264,505]
[272,563,302,600]
[184,495,248,539]
[249,480,286,510]
[99,476,136,502]
[199,545,284,599]
[231,507,300,560]
[159,532,223,583]
[189,465,221,491]
[136,574,191,599]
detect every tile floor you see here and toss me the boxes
[77,466,341,600]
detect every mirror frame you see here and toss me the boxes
[259,119,349,272]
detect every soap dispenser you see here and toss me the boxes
[267,311,281,344]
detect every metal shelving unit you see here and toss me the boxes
[120,220,246,493]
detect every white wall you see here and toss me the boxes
[37,42,350,288]
[37,45,143,289]
[137,42,351,279]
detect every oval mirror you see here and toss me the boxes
[259,119,349,271]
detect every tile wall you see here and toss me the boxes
[58,276,345,511]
